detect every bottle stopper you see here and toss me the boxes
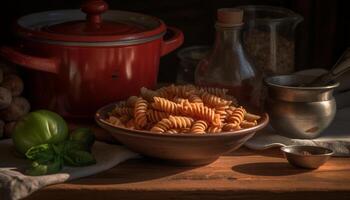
[217,8,243,27]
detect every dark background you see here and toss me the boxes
[1,0,349,82]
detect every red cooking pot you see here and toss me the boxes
[0,0,183,119]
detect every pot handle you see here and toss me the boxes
[0,46,59,74]
[161,27,184,56]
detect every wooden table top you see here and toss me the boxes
[26,145,350,200]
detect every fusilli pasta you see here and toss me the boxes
[146,109,170,123]
[111,106,133,117]
[152,97,181,114]
[104,84,261,134]
[207,125,222,133]
[191,120,208,134]
[181,102,221,126]
[200,91,232,108]
[226,107,246,126]
[134,97,148,129]
[150,115,193,133]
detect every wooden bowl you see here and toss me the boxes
[95,103,269,166]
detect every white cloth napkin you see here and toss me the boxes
[0,139,139,200]
[246,69,350,156]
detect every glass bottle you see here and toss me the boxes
[195,8,262,108]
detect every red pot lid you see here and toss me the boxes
[15,0,166,45]
[43,20,147,36]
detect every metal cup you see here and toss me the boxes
[265,74,339,139]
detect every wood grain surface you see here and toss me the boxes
[25,134,350,200]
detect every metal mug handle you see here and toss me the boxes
[161,27,184,56]
[0,46,59,74]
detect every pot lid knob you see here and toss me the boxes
[81,0,109,24]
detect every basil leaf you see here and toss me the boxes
[46,157,63,174]
[26,161,48,176]
[25,144,55,162]
[69,128,95,152]
[26,157,63,176]
[63,154,76,166]
[64,150,96,166]
[25,136,96,176]
[52,143,65,155]
[63,140,86,153]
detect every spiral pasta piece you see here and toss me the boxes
[224,94,238,106]
[182,103,221,126]
[200,91,232,108]
[150,118,172,133]
[127,96,139,107]
[173,97,189,105]
[227,107,246,125]
[173,85,196,97]
[112,106,133,117]
[103,116,125,127]
[168,115,194,129]
[198,87,238,106]
[244,112,261,122]
[146,109,170,123]
[166,129,179,134]
[180,128,191,133]
[240,120,258,128]
[167,128,191,134]
[134,98,148,129]
[119,115,131,123]
[176,85,197,98]
[226,106,237,116]
[215,106,229,122]
[152,97,181,114]
[151,115,193,133]
[222,123,240,131]
[140,87,158,102]
[158,84,197,99]
[190,120,208,134]
[198,87,228,97]
[188,94,203,104]
[116,101,127,107]
[207,125,222,133]
[155,85,177,98]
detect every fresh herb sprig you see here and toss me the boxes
[25,128,96,176]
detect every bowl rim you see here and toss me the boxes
[95,102,269,138]
[264,75,339,91]
[280,145,334,157]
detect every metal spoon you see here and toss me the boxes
[306,48,350,87]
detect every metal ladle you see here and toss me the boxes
[306,48,350,87]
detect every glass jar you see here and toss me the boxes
[238,6,303,76]
[176,46,210,84]
[195,8,262,108]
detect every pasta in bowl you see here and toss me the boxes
[96,84,269,165]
